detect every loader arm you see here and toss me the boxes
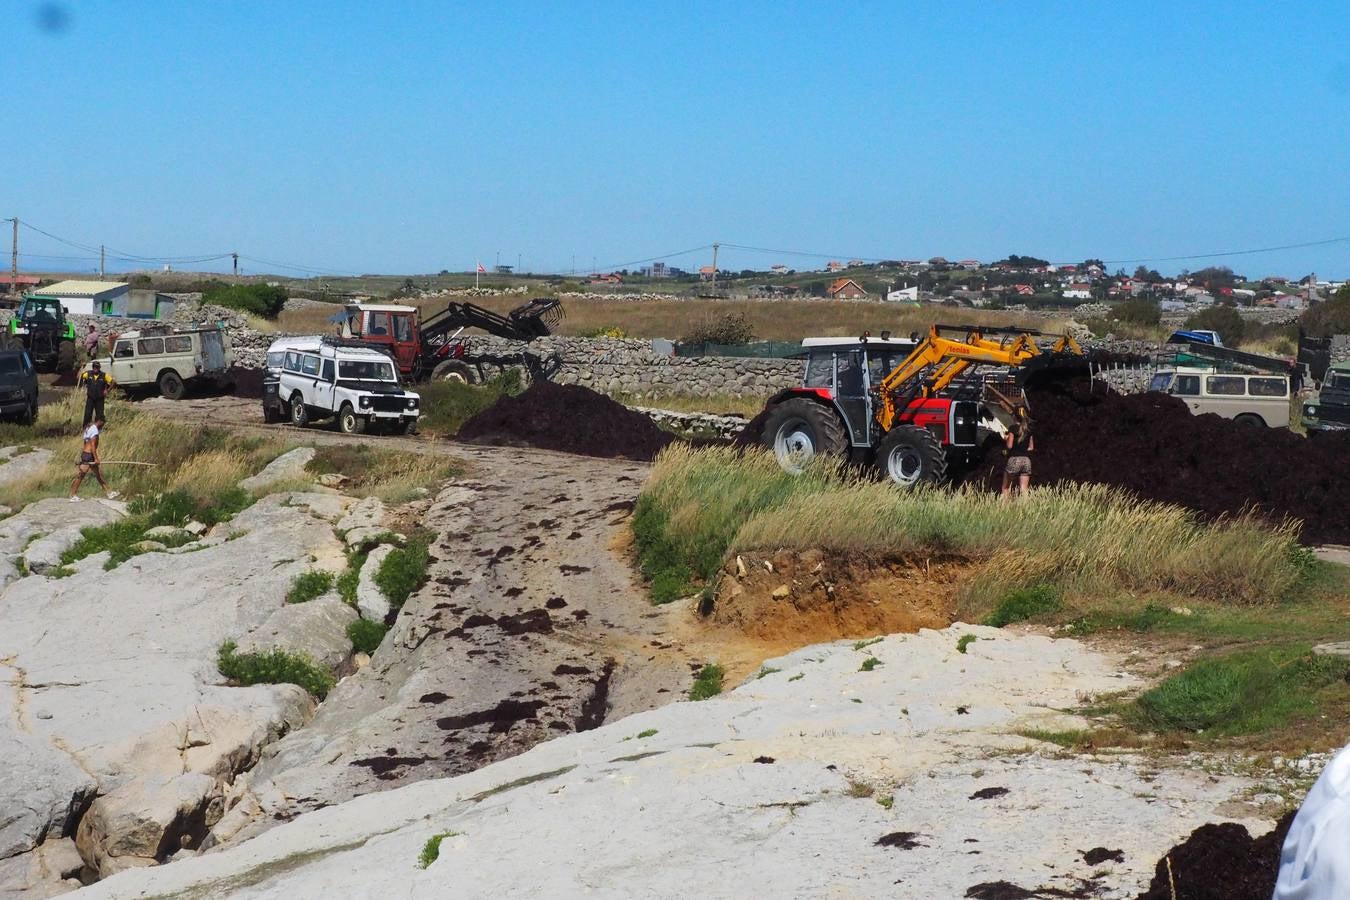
[875,324,1082,431]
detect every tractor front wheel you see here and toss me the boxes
[431,360,475,384]
[761,398,847,474]
[875,425,948,488]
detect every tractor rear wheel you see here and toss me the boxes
[431,360,475,384]
[761,398,847,474]
[56,340,76,373]
[875,425,947,488]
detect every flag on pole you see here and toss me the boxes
[476,262,486,273]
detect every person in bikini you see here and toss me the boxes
[70,417,118,501]
[1000,408,1035,498]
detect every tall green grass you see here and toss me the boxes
[635,445,1309,608]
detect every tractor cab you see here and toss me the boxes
[797,335,920,446]
[339,303,422,374]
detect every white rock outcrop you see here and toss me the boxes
[237,593,359,672]
[238,447,315,492]
[0,446,53,487]
[355,543,395,622]
[0,490,348,888]
[82,627,1276,899]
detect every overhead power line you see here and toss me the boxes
[1100,236,1350,266]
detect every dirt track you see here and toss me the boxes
[137,394,740,825]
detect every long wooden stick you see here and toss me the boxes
[94,460,158,466]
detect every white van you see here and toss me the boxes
[1149,366,1290,428]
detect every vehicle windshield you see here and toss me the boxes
[1326,370,1344,390]
[338,359,396,381]
[0,357,23,375]
[24,301,60,321]
[1149,373,1174,392]
[266,351,285,369]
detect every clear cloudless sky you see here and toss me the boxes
[5,0,1350,277]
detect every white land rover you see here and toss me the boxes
[278,341,421,434]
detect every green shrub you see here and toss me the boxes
[689,663,725,701]
[1133,648,1350,735]
[217,640,335,698]
[681,312,754,346]
[286,570,334,604]
[417,831,460,869]
[1112,298,1161,327]
[1300,284,1350,337]
[202,282,289,318]
[956,634,977,654]
[374,533,431,609]
[859,657,882,672]
[1185,305,1246,345]
[346,619,388,655]
[982,585,1063,628]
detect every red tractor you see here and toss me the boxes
[337,297,564,382]
[759,324,1083,486]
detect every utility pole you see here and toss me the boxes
[232,252,239,277]
[711,242,720,293]
[99,245,105,279]
[9,218,17,298]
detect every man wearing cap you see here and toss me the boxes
[78,361,116,427]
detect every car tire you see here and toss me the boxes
[875,424,948,488]
[336,403,365,435]
[396,419,416,435]
[1234,413,1266,428]
[56,341,76,373]
[761,397,848,474]
[289,392,309,427]
[158,370,186,400]
[20,398,36,426]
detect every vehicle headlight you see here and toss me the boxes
[1304,405,1317,417]
[406,397,418,409]
[359,395,371,407]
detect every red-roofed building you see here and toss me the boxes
[1,274,41,292]
[826,278,869,300]
[825,260,845,272]
[698,265,716,280]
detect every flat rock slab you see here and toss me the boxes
[355,544,394,622]
[239,447,315,492]
[81,627,1276,900]
[76,773,222,878]
[0,492,336,882]
[238,593,359,672]
[0,496,127,580]
[336,496,386,535]
[0,447,52,486]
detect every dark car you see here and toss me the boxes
[0,349,39,424]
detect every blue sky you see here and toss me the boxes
[6,1,1350,278]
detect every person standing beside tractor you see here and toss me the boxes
[1001,411,1035,498]
[83,324,101,359]
[78,361,115,427]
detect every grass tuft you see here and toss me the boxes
[689,663,725,701]
[374,531,432,609]
[286,570,334,604]
[1131,648,1350,736]
[217,640,335,699]
[983,584,1062,628]
[859,657,882,672]
[956,634,978,654]
[346,619,389,654]
[417,831,461,869]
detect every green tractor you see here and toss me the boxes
[4,298,78,373]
